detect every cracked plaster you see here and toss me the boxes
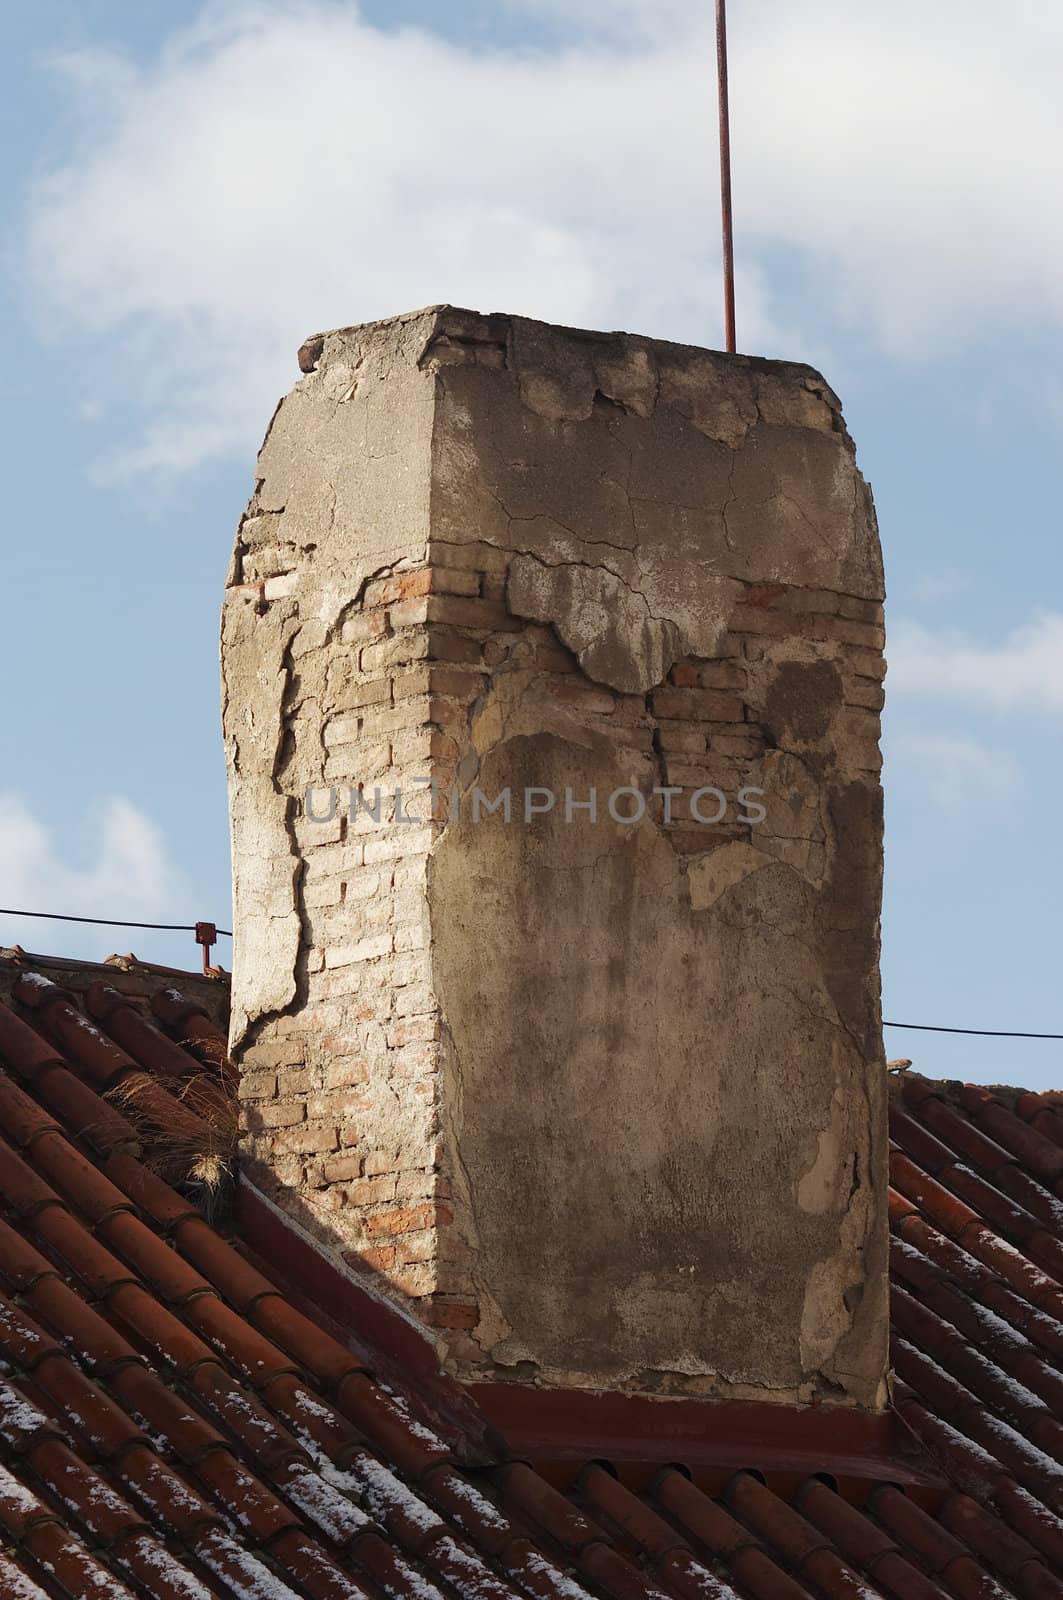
[223,306,889,1409]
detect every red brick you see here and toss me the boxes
[845,679,886,711]
[272,1124,338,1156]
[669,663,699,687]
[392,1230,439,1266]
[652,688,745,722]
[322,1153,363,1183]
[390,597,429,630]
[364,1202,452,1238]
[255,1102,306,1130]
[424,594,513,630]
[429,539,508,576]
[363,1149,398,1177]
[341,609,388,645]
[422,1301,480,1331]
[838,594,883,623]
[432,569,481,597]
[276,1066,315,1096]
[746,582,788,608]
[386,1015,440,1048]
[364,568,432,607]
[308,1090,372,1120]
[390,1264,435,1298]
[347,1176,398,1206]
[322,1059,369,1089]
[698,661,747,691]
[238,1071,277,1102]
[354,1245,396,1273]
[425,629,484,665]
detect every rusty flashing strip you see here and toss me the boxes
[235,1175,507,1466]
[467,1382,945,1487]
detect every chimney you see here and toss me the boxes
[223,307,888,1409]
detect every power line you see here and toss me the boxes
[884,1021,1063,1041]
[2,911,1059,1036]
[0,909,232,937]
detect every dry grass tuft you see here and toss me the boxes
[106,1066,240,1195]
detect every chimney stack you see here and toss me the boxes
[223,307,888,1408]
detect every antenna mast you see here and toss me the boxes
[716,0,737,353]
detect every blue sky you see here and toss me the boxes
[2,1,1061,1088]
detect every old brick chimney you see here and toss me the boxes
[223,306,888,1409]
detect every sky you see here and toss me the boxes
[1,0,1061,1088]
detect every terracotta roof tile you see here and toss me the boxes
[1,965,1062,1600]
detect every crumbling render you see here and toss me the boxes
[222,307,889,1410]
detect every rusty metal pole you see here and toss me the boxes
[716,0,737,353]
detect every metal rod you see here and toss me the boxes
[716,0,737,353]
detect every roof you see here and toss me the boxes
[0,951,1060,1600]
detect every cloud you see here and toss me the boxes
[911,571,971,605]
[887,733,1022,820]
[0,792,189,959]
[21,0,1063,473]
[889,612,1063,714]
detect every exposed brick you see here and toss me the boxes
[425,628,484,665]
[389,597,429,630]
[547,681,616,715]
[272,1124,339,1156]
[340,609,388,645]
[432,568,482,597]
[322,1059,370,1088]
[357,698,433,738]
[325,934,393,968]
[364,1202,453,1238]
[346,1175,399,1206]
[363,567,432,607]
[652,688,745,722]
[844,679,886,711]
[363,1149,398,1177]
[421,594,513,630]
[699,661,747,690]
[849,648,887,680]
[801,614,885,650]
[386,1015,440,1048]
[421,1301,480,1330]
[237,1071,277,1103]
[322,1152,363,1183]
[657,728,707,756]
[746,582,788,608]
[308,1090,372,1120]
[780,586,841,617]
[327,678,391,717]
[303,876,345,909]
[276,1067,315,1096]
[429,539,508,576]
[390,1263,435,1299]
[245,1042,306,1070]
[388,1230,439,1268]
[710,733,765,759]
[353,1244,396,1273]
[733,606,798,637]
[360,632,430,673]
[255,1102,306,1130]
[838,594,883,623]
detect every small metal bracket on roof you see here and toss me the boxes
[194,922,218,975]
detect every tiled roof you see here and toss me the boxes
[0,955,1060,1600]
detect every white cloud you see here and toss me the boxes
[889,612,1063,714]
[911,571,971,605]
[21,0,1063,473]
[887,733,1022,820]
[0,792,189,959]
